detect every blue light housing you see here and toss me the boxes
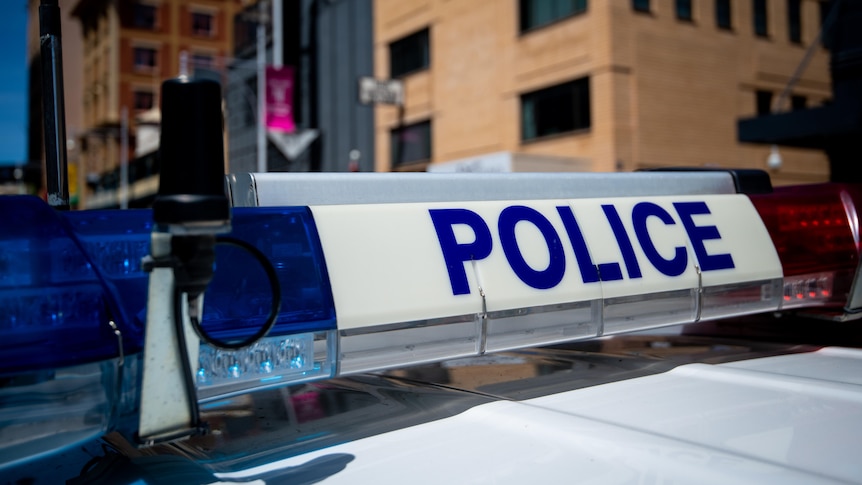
[201,207,336,341]
[0,197,336,375]
[0,196,131,374]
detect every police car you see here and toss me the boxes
[2,167,862,484]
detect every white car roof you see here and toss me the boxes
[214,347,862,484]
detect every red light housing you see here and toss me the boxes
[749,183,862,313]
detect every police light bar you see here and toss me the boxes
[1,172,860,465]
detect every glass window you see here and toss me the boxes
[519,0,587,32]
[633,0,650,13]
[133,47,157,70]
[788,0,802,43]
[676,0,693,20]
[389,29,429,78]
[391,120,432,166]
[192,12,214,37]
[753,0,768,37]
[133,3,157,30]
[521,78,590,141]
[133,90,154,111]
[756,90,773,116]
[716,0,732,29]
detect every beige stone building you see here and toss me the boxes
[70,0,241,208]
[374,0,833,186]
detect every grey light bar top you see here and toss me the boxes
[226,172,738,207]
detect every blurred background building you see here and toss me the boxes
[377,0,833,185]
[224,0,374,174]
[24,0,838,209]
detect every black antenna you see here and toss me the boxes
[39,0,70,210]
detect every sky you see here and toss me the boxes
[0,1,29,166]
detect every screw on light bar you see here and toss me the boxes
[748,183,862,316]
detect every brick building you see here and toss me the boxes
[375,0,833,185]
[70,0,241,208]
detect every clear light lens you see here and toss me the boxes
[700,279,783,320]
[781,273,835,309]
[485,300,599,352]
[0,361,118,470]
[338,315,481,375]
[196,331,336,402]
[602,289,698,335]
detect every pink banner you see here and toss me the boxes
[265,65,295,133]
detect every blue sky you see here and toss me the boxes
[0,1,29,165]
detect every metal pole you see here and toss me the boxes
[39,0,70,210]
[256,1,267,173]
[273,0,283,68]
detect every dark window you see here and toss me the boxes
[133,47,157,70]
[788,0,802,43]
[391,120,432,166]
[756,90,773,116]
[716,0,732,29]
[753,0,768,37]
[389,29,429,78]
[133,90,154,110]
[676,0,692,20]
[192,12,214,37]
[791,94,807,110]
[633,0,650,13]
[522,78,590,141]
[133,3,157,29]
[519,0,587,31]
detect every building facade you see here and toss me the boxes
[225,0,375,174]
[71,0,241,208]
[374,0,833,185]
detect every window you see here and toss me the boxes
[389,29,429,78]
[632,0,650,13]
[753,0,768,37]
[192,12,214,37]
[788,0,801,43]
[133,46,157,70]
[676,0,693,20]
[756,90,773,116]
[716,0,732,29]
[519,0,587,32]
[133,90,154,111]
[791,94,807,110]
[133,2,157,29]
[391,120,432,166]
[521,78,590,141]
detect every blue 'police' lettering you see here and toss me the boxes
[673,202,735,271]
[632,202,687,277]
[498,206,566,289]
[429,209,493,295]
[431,200,737,296]
[602,205,642,279]
[556,206,600,283]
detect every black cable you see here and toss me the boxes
[186,236,282,351]
[172,286,202,432]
